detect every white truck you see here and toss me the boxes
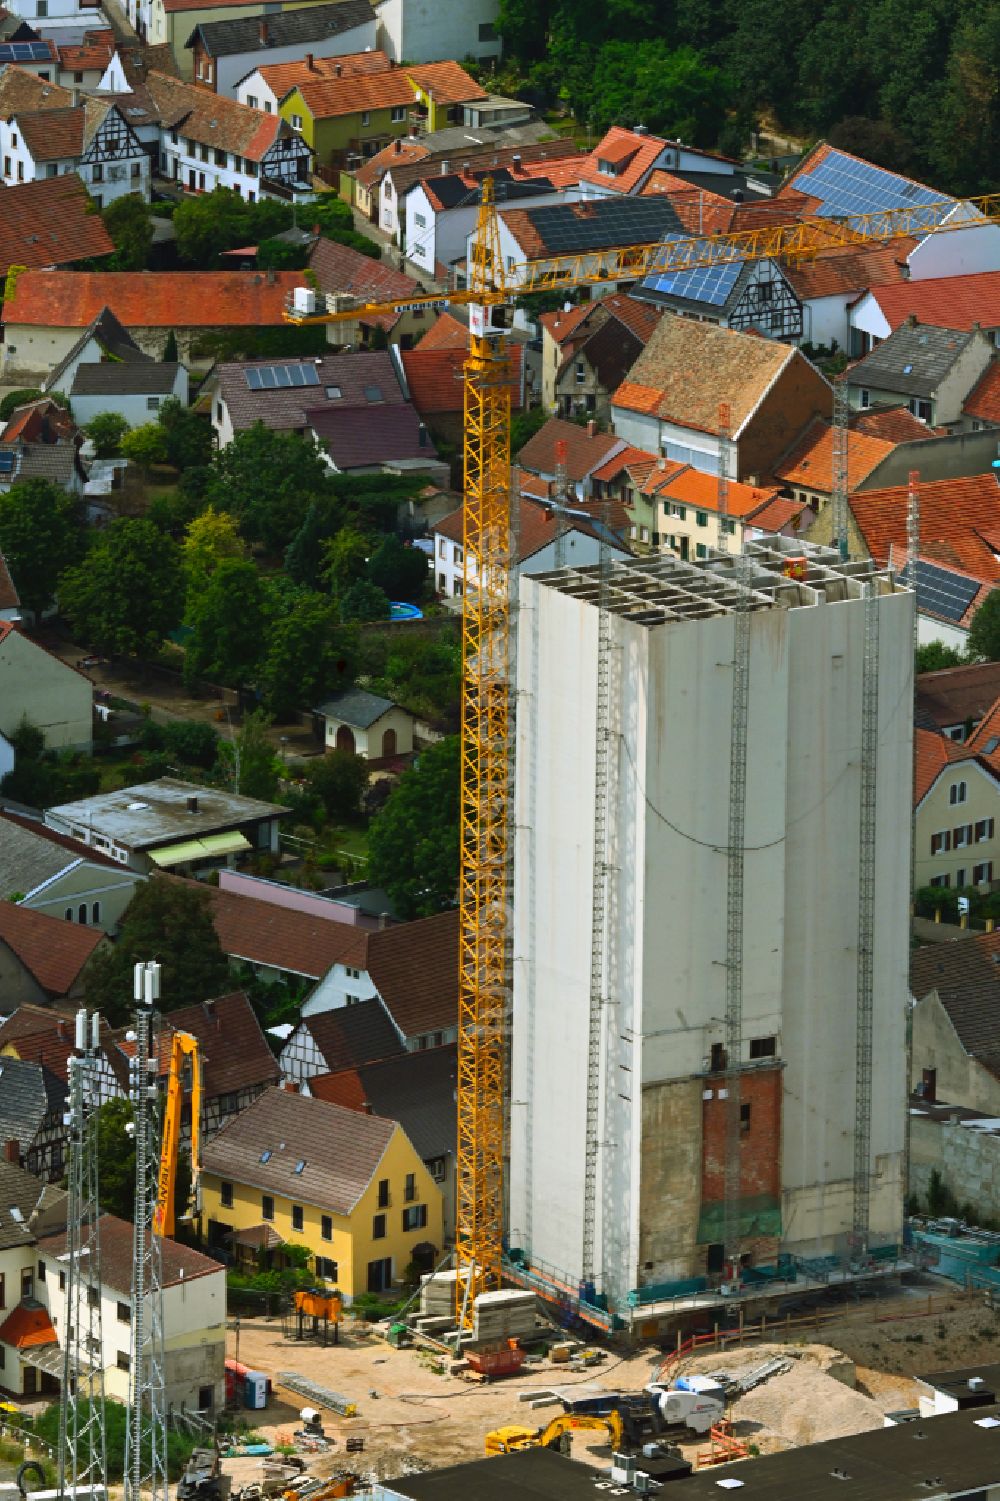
[645,1375,726,1435]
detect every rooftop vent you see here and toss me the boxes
[187,795,199,813]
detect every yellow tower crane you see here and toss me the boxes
[285,185,1000,1323]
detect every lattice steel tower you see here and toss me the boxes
[125,962,168,1501]
[59,1008,108,1501]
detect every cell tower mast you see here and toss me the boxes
[125,962,168,1501]
[59,1007,107,1501]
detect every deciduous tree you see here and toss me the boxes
[261,587,355,719]
[184,557,268,688]
[205,424,330,553]
[86,411,129,458]
[368,736,459,917]
[0,478,79,616]
[59,518,182,658]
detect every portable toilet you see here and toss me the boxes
[243,1370,268,1410]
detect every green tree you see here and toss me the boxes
[205,424,330,553]
[173,188,291,267]
[340,578,390,621]
[59,518,183,658]
[260,588,355,719]
[0,478,79,616]
[304,749,369,821]
[84,877,230,1023]
[0,387,41,421]
[257,236,309,270]
[181,507,246,603]
[285,499,344,588]
[323,526,371,595]
[86,411,129,458]
[368,736,460,917]
[102,194,154,271]
[159,396,213,470]
[94,1096,136,1218]
[916,640,966,673]
[121,422,169,475]
[184,557,268,688]
[510,404,550,453]
[367,534,427,603]
[162,329,179,363]
[968,590,1000,661]
[216,708,280,800]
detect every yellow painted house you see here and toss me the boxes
[199,1085,444,1297]
[280,58,484,172]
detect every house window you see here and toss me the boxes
[404,1172,416,1203]
[291,1204,303,1232]
[696,543,708,559]
[345,993,360,1006]
[262,1194,274,1221]
[428,1157,446,1182]
[859,388,871,408]
[291,113,303,130]
[575,361,586,385]
[65,907,73,921]
[78,904,87,924]
[954,824,973,848]
[722,518,736,535]
[696,511,708,527]
[709,1042,727,1073]
[930,831,951,854]
[391,106,405,122]
[360,111,371,126]
[245,94,258,108]
[478,20,497,38]
[909,397,932,423]
[198,1385,214,1411]
[639,526,649,543]
[316,1256,338,1280]
[377,1178,390,1208]
[372,1213,386,1240]
[974,862,994,884]
[3,158,10,178]
[402,1204,427,1232]
[145,397,162,413]
[117,1301,130,1323]
[673,504,686,520]
[220,1181,233,1208]
[345,966,361,979]
[438,538,446,557]
[929,873,950,888]
[117,1351,130,1372]
[414,212,426,228]
[321,1214,332,1241]
[16,162,23,182]
[749,1036,776,1059]
[92,901,100,923]
[90,163,104,184]
[975,818,995,842]
[949,781,968,805]
[73,71,83,84]
[37,1261,44,1281]
[36,0,47,14]
[21,1269,32,1300]
[739,1103,751,1135]
[956,868,968,887]
[58,1272,65,1292]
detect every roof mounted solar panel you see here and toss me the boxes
[300,363,319,386]
[244,367,263,389]
[900,558,979,622]
[258,365,278,388]
[274,363,293,387]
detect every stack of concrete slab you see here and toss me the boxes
[419,1268,460,1318]
[472,1288,537,1342]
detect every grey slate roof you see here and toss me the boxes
[314,687,396,728]
[201,1085,396,1214]
[321,1044,456,1160]
[217,350,405,435]
[0,445,80,486]
[0,1157,52,1249]
[302,997,404,1073]
[307,402,437,470]
[0,1055,66,1157]
[70,363,182,397]
[43,305,150,393]
[0,815,80,898]
[850,320,974,398]
[38,1212,221,1293]
[189,0,375,57]
[911,932,1000,1078]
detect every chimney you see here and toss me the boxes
[305,52,314,70]
[418,421,428,448]
[187,794,199,813]
[586,419,596,437]
[57,1021,68,1041]
[4,1140,19,1165]
[393,137,401,154]
[258,16,267,43]
[378,911,391,929]
[334,62,341,76]
[284,1079,300,1093]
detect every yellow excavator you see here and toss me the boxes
[154,1029,201,1238]
[485,1409,623,1457]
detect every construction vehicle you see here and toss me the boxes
[153,1028,201,1238]
[485,1408,623,1457]
[647,1376,726,1435]
[284,184,1000,1328]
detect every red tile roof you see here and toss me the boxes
[406,59,486,106]
[780,239,916,300]
[746,494,811,533]
[145,70,286,160]
[0,177,113,277]
[402,344,523,414]
[641,171,735,235]
[851,473,1000,580]
[353,135,428,190]
[517,415,624,481]
[0,901,104,996]
[415,310,468,350]
[775,416,895,493]
[3,269,302,328]
[538,302,591,347]
[307,235,421,332]
[577,126,667,195]
[0,1303,56,1349]
[158,990,280,1099]
[916,662,1000,731]
[914,725,964,803]
[253,48,393,101]
[436,493,625,565]
[964,695,1000,771]
[38,1213,222,1292]
[0,65,72,119]
[57,40,114,70]
[964,361,1000,425]
[658,466,781,519]
[864,271,1000,333]
[850,405,945,443]
[289,58,482,118]
[590,443,660,485]
[193,879,369,978]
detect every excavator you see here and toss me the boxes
[154,1028,201,1238]
[485,1409,623,1457]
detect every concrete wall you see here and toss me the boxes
[374,0,500,64]
[859,427,1000,489]
[511,552,912,1311]
[911,992,1000,1117]
[910,1110,1000,1219]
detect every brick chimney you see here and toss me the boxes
[305,52,314,70]
[4,1140,19,1165]
[586,419,596,437]
[258,16,268,44]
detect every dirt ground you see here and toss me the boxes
[222,1286,1000,1486]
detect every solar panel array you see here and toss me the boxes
[792,149,948,225]
[527,198,683,257]
[642,233,743,307]
[244,362,321,390]
[0,41,53,60]
[899,558,979,623]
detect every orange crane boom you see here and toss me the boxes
[153,1029,201,1239]
[284,182,1000,1323]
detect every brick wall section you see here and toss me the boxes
[700,1064,782,1203]
[738,355,832,485]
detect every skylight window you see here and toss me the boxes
[294,1160,306,1174]
[364,384,384,402]
[260,1149,272,1163]
[903,363,914,374]
[326,385,342,399]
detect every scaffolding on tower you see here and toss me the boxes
[832,373,850,561]
[125,962,168,1501]
[58,1008,107,1501]
[853,565,880,1258]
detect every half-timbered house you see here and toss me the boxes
[0,96,150,204]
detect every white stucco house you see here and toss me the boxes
[0,622,92,753]
[68,362,189,428]
[374,0,500,65]
[312,688,415,760]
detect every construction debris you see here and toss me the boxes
[277,1374,358,1418]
